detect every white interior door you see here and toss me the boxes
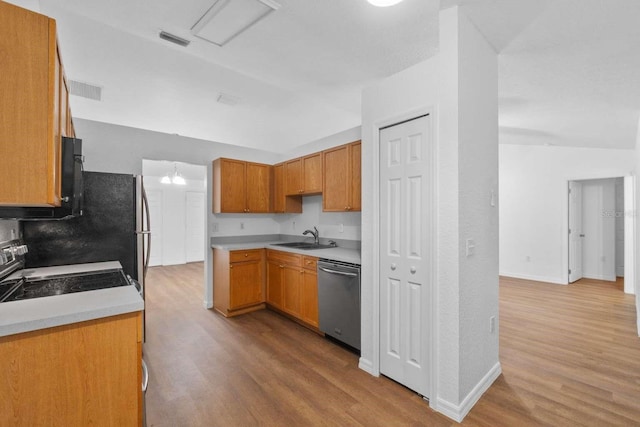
[185,191,205,262]
[146,190,163,267]
[568,181,583,283]
[379,115,431,397]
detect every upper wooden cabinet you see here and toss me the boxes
[285,153,322,196]
[0,3,74,207]
[273,163,302,214]
[213,158,272,213]
[323,141,362,212]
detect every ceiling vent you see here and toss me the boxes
[217,93,240,106]
[68,80,102,101]
[191,0,280,47]
[159,31,191,47]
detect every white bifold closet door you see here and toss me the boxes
[379,114,432,397]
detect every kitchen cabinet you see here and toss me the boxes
[0,3,75,207]
[266,250,318,328]
[0,312,143,427]
[213,248,266,317]
[323,141,361,212]
[300,256,319,327]
[285,152,323,196]
[212,158,272,213]
[272,163,302,213]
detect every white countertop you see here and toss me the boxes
[212,241,361,264]
[0,261,144,338]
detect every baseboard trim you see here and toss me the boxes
[436,362,502,422]
[358,357,376,376]
[583,274,617,282]
[203,299,213,309]
[499,272,566,285]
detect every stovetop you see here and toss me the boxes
[0,269,130,303]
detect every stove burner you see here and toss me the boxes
[0,270,130,303]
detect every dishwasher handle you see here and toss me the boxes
[319,266,358,277]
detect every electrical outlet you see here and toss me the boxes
[240,222,244,230]
[292,221,296,230]
[339,223,344,233]
[489,316,496,334]
[526,256,531,262]
[212,223,219,232]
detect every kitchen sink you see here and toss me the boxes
[272,242,336,250]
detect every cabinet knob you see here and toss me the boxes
[410,266,417,274]
[245,253,248,257]
[391,263,397,271]
[344,206,348,210]
[230,265,233,269]
[306,261,311,265]
[279,265,284,268]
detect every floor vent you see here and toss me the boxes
[68,80,102,101]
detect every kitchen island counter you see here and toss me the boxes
[0,261,144,337]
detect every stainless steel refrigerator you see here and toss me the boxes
[22,171,150,299]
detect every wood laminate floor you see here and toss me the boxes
[144,264,640,426]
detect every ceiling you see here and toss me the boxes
[8,0,640,152]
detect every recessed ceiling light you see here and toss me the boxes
[367,0,404,7]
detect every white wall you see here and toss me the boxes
[500,144,635,284]
[274,196,361,242]
[581,179,616,281]
[0,220,19,242]
[455,6,500,405]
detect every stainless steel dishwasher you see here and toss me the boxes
[317,259,361,351]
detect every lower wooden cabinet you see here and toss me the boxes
[0,312,143,427]
[213,248,265,317]
[266,249,318,328]
[300,256,319,327]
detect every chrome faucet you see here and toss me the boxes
[303,226,319,245]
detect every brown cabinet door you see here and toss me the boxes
[302,153,322,194]
[350,141,362,211]
[322,145,350,211]
[282,265,302,316]
[229,260,264,309]
[300,268,319,327]
[266,260,284,308]
[246,162,271,213]
[284,158,302,195]
[219,159,246,213]
[0,3,61,206]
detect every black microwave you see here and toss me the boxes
[0,137,84,220]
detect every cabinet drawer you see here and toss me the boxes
[230,249,263,263]
[266,249,301,267]
[302,256,317,270]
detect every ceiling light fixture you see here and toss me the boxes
[191,0,281,47]
[161,163,187,185]
[367,0,404,6]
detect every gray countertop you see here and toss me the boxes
[212,239,361,264]
[0,261,144,337]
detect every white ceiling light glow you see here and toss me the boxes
[191,0,281,47]
[367,0,404,7]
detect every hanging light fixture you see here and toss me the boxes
[161,163,187,185]
[367,0,404,6]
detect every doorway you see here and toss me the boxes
[568,176,635,294]
[142,160,206,266]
